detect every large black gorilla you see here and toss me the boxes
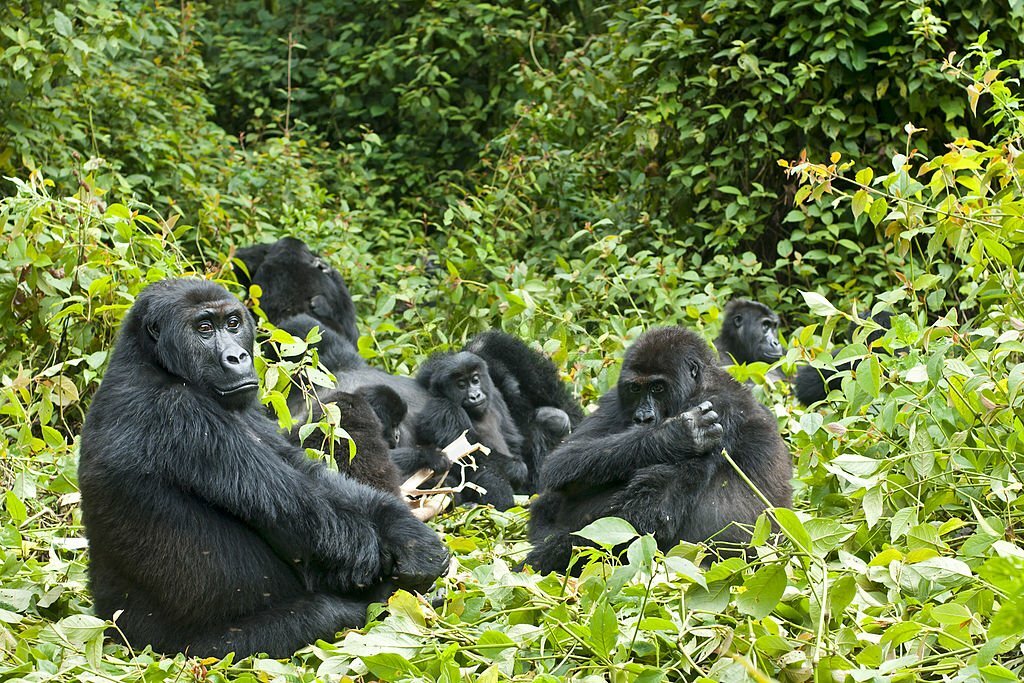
[526,327,792,574]
[236,237,359,347]
[78,279,449,659]
[794,310,893,405]
[464,330,583,492]
[415,351,529,510]
[715,299,785,381]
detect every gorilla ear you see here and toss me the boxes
[688,359,701,380]
[733,315,744,328]
[147,322,160,342]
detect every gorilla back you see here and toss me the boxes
[79,279,449,658]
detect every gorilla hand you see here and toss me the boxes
[534,406,572,439]
[378,514,450,594]
[675,401,724,455]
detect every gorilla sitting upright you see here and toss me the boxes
[78,279,449,659]
[526,327,792,575]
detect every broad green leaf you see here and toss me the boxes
[736,564,787,618]
[362,653,420,681]
[574,517,639,548]
[775,508,812,554]
[588,600,618,658]
[800,291,840,317]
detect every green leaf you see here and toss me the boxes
[736,564,787,618]
[799,412,823,435]
[931,603,972,626]
[800,291,840,317]
[55,614,107,643]
[774,508,812,555]
[474,630,517,660]
[851,189,871,217]
[53,11,73,37]
[868,196,889,226]
[5,492,26,525]
[588,600,618,658]
[362,653,420,681]
[574,517,639,548]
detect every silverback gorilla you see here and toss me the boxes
[78,279,449,658]
[526,327,792,574]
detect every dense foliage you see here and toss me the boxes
[3,1,1024,681]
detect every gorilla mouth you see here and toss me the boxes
[217,380,259,397]
[765,350,784,361]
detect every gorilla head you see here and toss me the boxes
[132,279,258,410]
[423,351,494,420]
[617,326,709,428]
[716,299,784,365]
[354,384,408,448]
[236,237,359,346]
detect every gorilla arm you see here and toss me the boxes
[154,394,445,593]
[540,400,723,493]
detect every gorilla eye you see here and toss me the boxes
[457,379,467,390]
[652,384,664,394]
[196,320,214,334]
[226,316,241,331]
[628,384,642,394]
[762,320,772,331]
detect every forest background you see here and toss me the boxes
[3,1,1024,681]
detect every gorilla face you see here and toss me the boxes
[618,327,707,428]
[721,300,783,364]
[144,286,258,410]
[432,352,492,419]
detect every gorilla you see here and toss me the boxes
[78,279,449,659]
[715,299,785,380]
[235,237,359,347]
[274,313,450,480]
[526,327,792,575]
[464,330,583,492]
[794,310,893,405]
[355,384,407,449]
[415,351,529,510]
[289,388,405,497]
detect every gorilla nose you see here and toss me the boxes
[634,412,656,426]
[221,347,251,369]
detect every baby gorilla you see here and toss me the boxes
[79,279,449,659]
[527,327,792,574]
[415,351,528,510]
[289,388,405,497]
[356,384,407,449]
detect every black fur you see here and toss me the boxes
[794,311,893,405]
[78,279,448,659]
[276,315,449,481]
[236,237,359,347]
[715,299,784,373]
[290,389,404,497]
[355,385,407,449]
[526,327,792,574]
[415,351,528,510]
[464,330,583,492]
